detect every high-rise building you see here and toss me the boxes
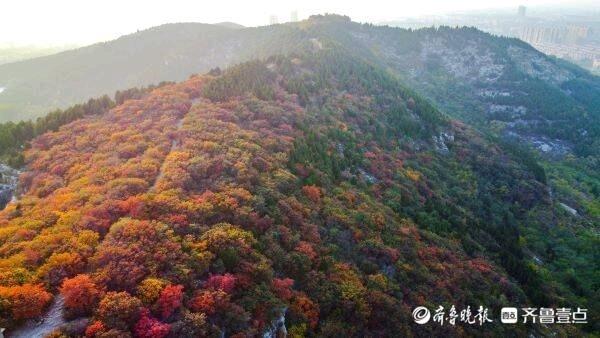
[518,6,526,17]
[291,11,299,22]
[269,15,279,25]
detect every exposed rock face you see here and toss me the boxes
[527,137,571,157]
[263,307,287,338]
[489,104,526,118]
[349,26,594,159]
[410,36,574,88]
[0,163,19,210]
[559,202,578,216]
[507,46,574,85]
[433,131,454,154]
[419,37,505,83]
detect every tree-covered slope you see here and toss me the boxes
[302,16,600,228]
[272,15,599,160]
[3,16,599,151]
[0,22,312,122]
[3,16,598,227]
[0,52,595,337]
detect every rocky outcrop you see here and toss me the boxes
[0,163,19,210]
[263,307,287,338]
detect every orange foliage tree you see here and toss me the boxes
[60,274,102,316]
[0,284,52,320]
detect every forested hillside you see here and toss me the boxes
[1,16,597,225]
[300,16,600,239]
[3,16,599,143]
[335,21,600,156]
[0,51,596,337]
[0,82,173,169]
[0,23,310,121]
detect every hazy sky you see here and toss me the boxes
[0,0,594,45]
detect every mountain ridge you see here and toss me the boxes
[1,16,598,162]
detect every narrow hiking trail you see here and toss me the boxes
[150,99,198,191]
[7,296,67,338]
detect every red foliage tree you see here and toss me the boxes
[156,284,183,319]
[295,241,317,261]
[188,290,229,315]
[134,309,171,338]
[272,278,294,301]
[206,273,236,293]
